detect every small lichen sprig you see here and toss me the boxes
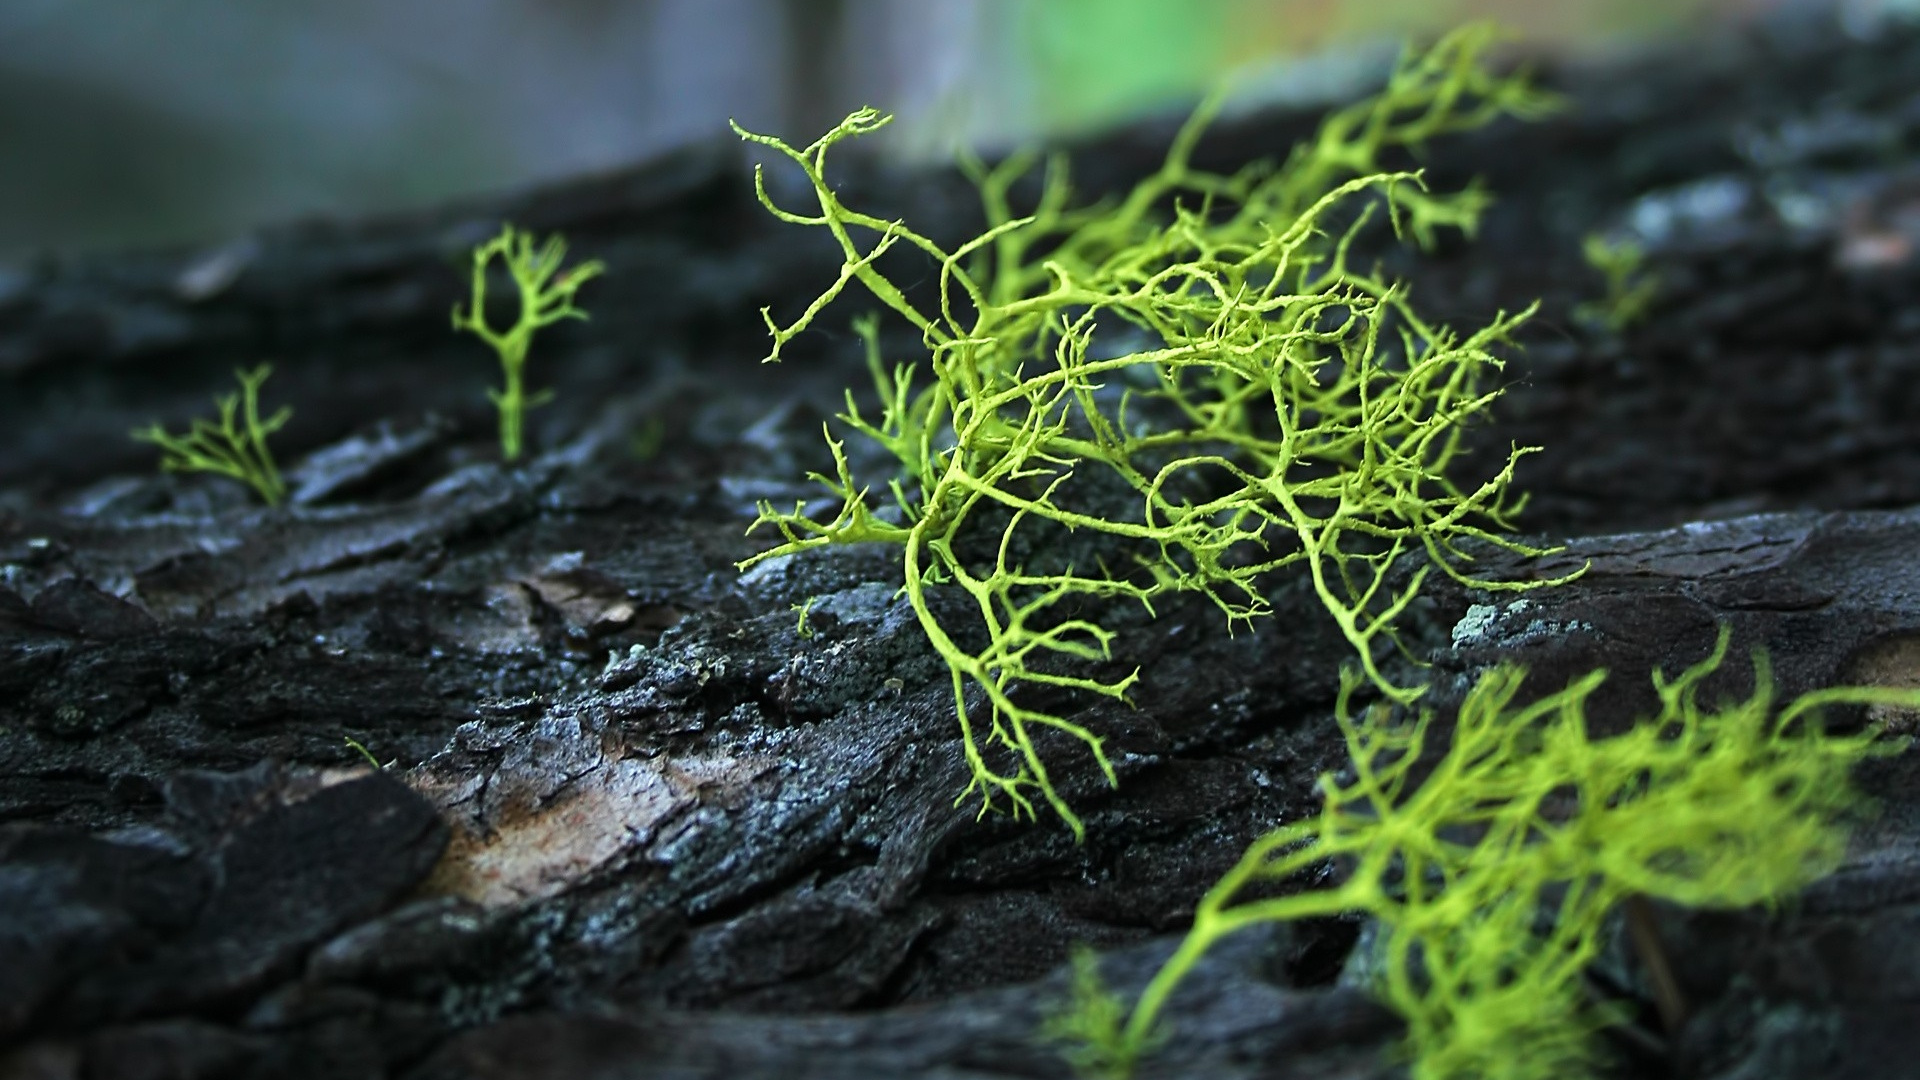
[451,223,605,461]
[734,25,1573,839]
[1079,625,1919,1080]
[1040,947,1163,1077]
[1573,232,1660,333]
[131,363,290,506]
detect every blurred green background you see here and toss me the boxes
[1001,0,1751,137]
[0,0,1905,259]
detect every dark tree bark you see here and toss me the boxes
[7,10,1920,1079]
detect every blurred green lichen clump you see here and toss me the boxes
[1061,625,1920,1080]
[733,23,1574,839]
[451,223,604,461]
[131,363,289,506]
[1573,232,1660,333]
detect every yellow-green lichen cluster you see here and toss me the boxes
[734,23,1568,840]
[1056,626,1918,1079]
[733,23,1913,1080]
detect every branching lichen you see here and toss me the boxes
[1081,625,1919,1080]
[1573,232,1660,333]
[131,363,289,506]
[1041,946,1160,1077]
[451,223,604,461]
[734,23,1576,839]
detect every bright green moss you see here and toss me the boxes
[451,223,604,461]
[735,24,1574,839]
[1072,625,1919,1079]
[131,363,290,506]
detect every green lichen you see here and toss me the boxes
[628,416,668,461]
[1079,625,1919,1080]
[734,23,1575,839]
[451,223,604,461]
[131,363,289,506]
[1040,946,1160,1077]
[1573,232,1660,333]
[792,596,820,639]
[343,735,387,770]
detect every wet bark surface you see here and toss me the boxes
[7,9,1920,1079]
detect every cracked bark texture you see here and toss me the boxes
[7,9,1920,1080]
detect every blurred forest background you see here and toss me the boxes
[0,0,1911,259]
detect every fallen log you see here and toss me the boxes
[7,9,1920,1079]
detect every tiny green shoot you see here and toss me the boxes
[1039,947,1158,1077]
[132,363,290,506]
[451,223,605,461]
[1573,232,1659,333]
[628,416,667,461]
[343,736,386,770]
